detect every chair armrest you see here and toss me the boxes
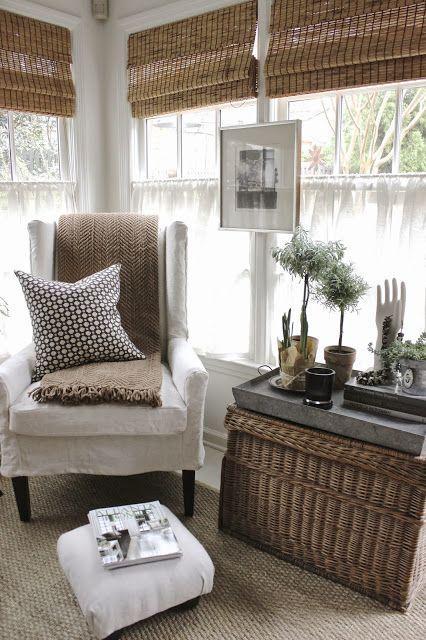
[167,338,208,406]
[0,344,34,430]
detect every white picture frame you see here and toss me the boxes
[220,120,301,232]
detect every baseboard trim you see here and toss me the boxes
[203,427,227,453]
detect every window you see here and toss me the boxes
[400,87,426,173]
[286,84,426,176]
[288,98,335,175]
[272,82,426,370]
[0,111,61,182]
[132,101,256,358]
[341,90,395,175]
[146,115,178,179]
[0,110,74,354]
[142,101,257,182]
[182,110,216,179]
[220,101,257,128]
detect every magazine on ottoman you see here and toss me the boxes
[88,501,182,569]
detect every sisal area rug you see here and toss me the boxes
[0,472,425,640]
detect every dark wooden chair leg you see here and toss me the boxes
[12,476,31,522]
[182,470,195,517]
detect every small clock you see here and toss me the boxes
[402,367,414,389]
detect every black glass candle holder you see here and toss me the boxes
[303,367,335,410]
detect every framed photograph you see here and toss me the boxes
[220,120,301,232]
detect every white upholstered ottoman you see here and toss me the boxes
[57,507,214,639]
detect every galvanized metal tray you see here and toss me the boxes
[232,367,426,456]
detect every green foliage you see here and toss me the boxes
[272,227,345,357]
[281,308,292,349]
[314,260,368,351]
[399,87,426,173]
[0,110,60,181]
[341,92,395,174]
[338,87,426,174]
[314,261,369,314]
[370,332,426,369]
[400,128,426,172]
[271,227,345,282]
[300,303,308,357]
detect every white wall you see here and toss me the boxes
[113,0,175,18]
[200,357,257,450]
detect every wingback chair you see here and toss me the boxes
[0,219,208,521]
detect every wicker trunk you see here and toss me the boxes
[219,404,426,611]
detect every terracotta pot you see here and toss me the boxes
[278,335,319,391]
[324,346,356,390]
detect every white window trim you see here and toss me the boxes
[134,102,255,183]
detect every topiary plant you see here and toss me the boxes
[314,261,369,352]
[272,227,345,358]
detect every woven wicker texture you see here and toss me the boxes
[128,1,257,118]
[220,404,426,612]
[33,213,162,406]
[1,472,425,639]
[265,0,426,97]
[0,9,75,117]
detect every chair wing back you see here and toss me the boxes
[27,218,188,360]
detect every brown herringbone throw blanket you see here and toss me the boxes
[31,213,162,407]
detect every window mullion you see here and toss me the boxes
[275,98,288,121]
[177,114,182,179]
[7,112,17,181]
[143,119,148,179]
[215,108,220,178]
[248,0,272,365]
[392,88,403,174]
[334,94,342,174]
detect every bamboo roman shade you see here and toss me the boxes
[265,0,426,98]
[128,1,257,118]
[0,10,75,117]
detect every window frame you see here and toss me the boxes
[138,103,261,182]
[1,110,64,183]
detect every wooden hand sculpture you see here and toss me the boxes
[374,278,406,369]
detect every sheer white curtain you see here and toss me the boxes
[131,179,251,357]
[270,175,426,369]
[0,182,76,353]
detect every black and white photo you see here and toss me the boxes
[220,121,301,232]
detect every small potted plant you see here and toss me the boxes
[314,261,369,388]
[272,227,344,383]
[276,307,302,389]
[369,332,426,396]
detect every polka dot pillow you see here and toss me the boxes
[15,264,145,381]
